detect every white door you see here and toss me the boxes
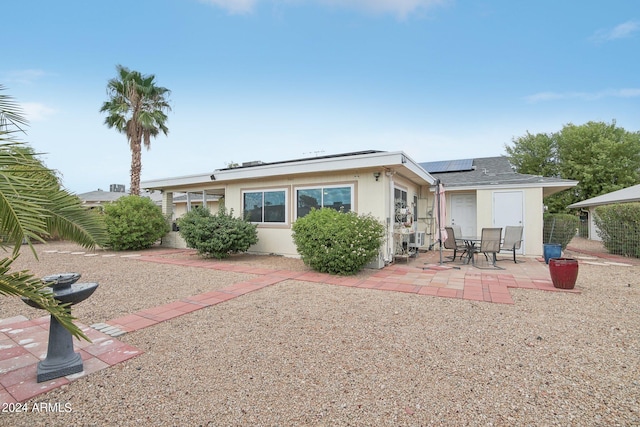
[450,194,476,237]
[493,191,524,254]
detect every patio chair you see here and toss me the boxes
[443,226,467,261]
[499,226,523,263]
[472,227,503,269]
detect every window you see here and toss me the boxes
[243,189,287,223]
[395,187,409,223]
[296,185,353,218]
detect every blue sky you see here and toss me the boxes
[3,0,639,194]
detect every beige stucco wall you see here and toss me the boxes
[422,187,545,256]
[172,201,219,221]
[222,169,398,258]
[475,187,544,256]
[154,165,427,263]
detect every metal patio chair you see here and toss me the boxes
[499,225,523,263]
[444,226,467,261]
[472,227,503,269]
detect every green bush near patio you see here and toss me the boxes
[594,203,640,258]
[177,206,258,259]
[103,195,169,250]
[292,208,385,275]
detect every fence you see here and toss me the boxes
[554,220,640,258]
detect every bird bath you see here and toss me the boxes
[22,273,98,382]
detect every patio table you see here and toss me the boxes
[460,236,481,265]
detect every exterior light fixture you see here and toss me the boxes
[373,172,381,181]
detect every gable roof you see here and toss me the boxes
[568,184,640,209]
[420,156,577,196]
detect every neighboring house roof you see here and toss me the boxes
[142,150,435,191]
[77,189,162,206]
[420,156,577,196]
[77,189,127,205]
[567,184,640,209]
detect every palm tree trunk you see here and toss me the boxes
[130,139,142,195]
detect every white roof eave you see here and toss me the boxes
[142,151,436,191]
[568,184,640,209]
[443,180,578,192]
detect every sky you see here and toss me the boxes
[3,0,639,194]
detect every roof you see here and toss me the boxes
[76,189,162,205]
[142,150,435,191]
[219,150,384,171]
[568,184,640,209]
[420,156,577,196]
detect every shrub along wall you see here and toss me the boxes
[594,202,640,258]
[292,208,385,275]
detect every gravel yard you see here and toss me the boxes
[2,240,639,426]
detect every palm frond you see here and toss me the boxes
[0,256,89,341]
[0,144,51,254]
[43,189,107,248]
[0,85,28,132]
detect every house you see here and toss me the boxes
[141,151,577,266]
[77,184,162,208]
[567,184,640,241]
[420,156,577,256]
[142,150,435,266]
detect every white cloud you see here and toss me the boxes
[320,0,448,18]
[198,0,258,14]
[524,88,640,103]
[198,0,448,17]
[4,69,47,85]
[20,102,57,122]
[590,20,640,43]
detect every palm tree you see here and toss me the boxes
[100,65,171,195]
[0,85,107,341]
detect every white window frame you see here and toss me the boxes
[294,183,355,219]
[242,188,289,224]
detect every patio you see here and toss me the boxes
[1,246,587,404]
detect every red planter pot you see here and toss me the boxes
[549,257,579,289]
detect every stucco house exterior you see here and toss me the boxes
[420,156,578,256]
[567,184,640,241]
[141,151,577,266]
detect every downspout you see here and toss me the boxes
[385,169,396,263]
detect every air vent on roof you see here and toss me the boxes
[242,161,264,167]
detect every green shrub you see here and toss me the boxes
[292,208,385,275]
[594,203,640,257]
[177,206,258,259]
[543,213,579,250]
[103,195,169,250]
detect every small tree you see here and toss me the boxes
[103,195,169,250]
[177,206,258,259]
[506,121,640,212]
[292,208,385,275]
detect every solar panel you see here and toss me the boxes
[420,159,474,173]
